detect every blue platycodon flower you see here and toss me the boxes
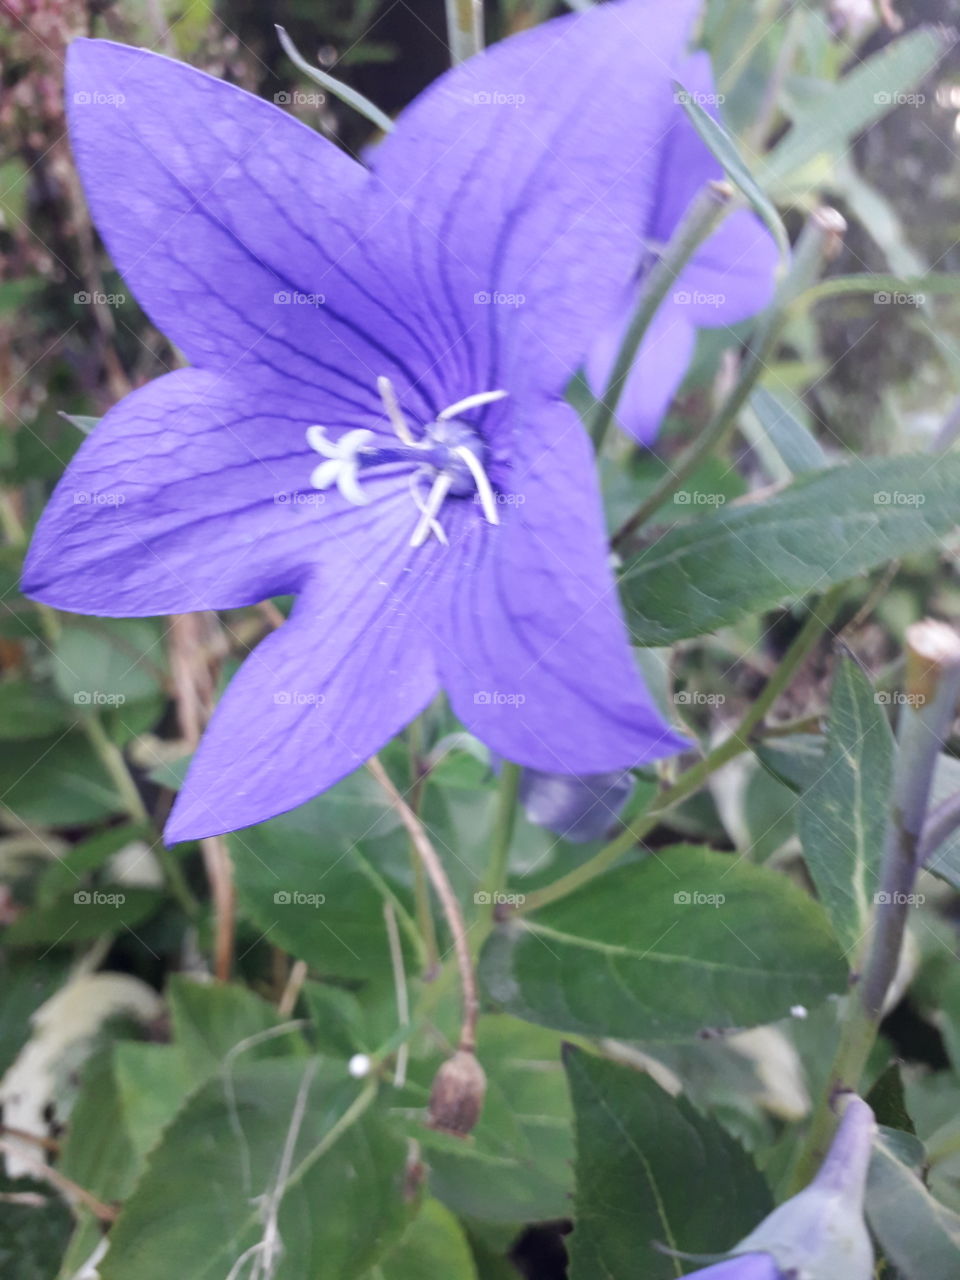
[26,0,768,841]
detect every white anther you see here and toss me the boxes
[452,445,500,527]
[377,375,415,444]
[410,472,453,548]
[437,389,507,421]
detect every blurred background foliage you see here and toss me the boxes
[2,1,960,1278]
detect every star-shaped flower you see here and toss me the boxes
[24,2,717,841]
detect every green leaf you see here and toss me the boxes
[564,1048,772,1279]
[866,1064,916,1136]
[747,387,829,475]
[167,975,307,1078]
[0,681,72,739]
[761,28,949,197]
[866,1130,960,1280]
[480,847,846,1040]
[372,1198,478,1279]
[754,734,826,794]
[35,822,154,906]
[796,656,894,954]
[229,786,417,984]
[621,455,960,646]
[0,732,124,826]
[52,616,166,707]
[3,887,163,946]
[100,1060,411,1280]
[113,1042,196,1164]
[675,85,789,264]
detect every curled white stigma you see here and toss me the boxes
[306,426,374,506]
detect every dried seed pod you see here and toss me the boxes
[426,1050,487,1137]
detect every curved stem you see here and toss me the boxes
[480,762,521,930]
[521,586,844,914]
[589,183,732,452]
[612,207,846,549]
[367,755,478,1054]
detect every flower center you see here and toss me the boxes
[306,377,506,548]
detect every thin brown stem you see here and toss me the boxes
[366,755,478,1054]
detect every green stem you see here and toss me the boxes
[444,0,483,63]
[480,762,521,928]
[521,586,844,914]
[791,620,960,1190]
[81,714,200,917]
[612,207,846,549]
[589,183,733,452]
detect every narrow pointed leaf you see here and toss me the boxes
[621,455,960,646]
[796,656,894,955]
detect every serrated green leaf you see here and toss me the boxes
[167,975,307,1078]
[796,656,894,955]
[480,847,846,1040]
[371,1198,478,1279]
[564,1048,772,1279]
[99,1060,411,1280]
[621,455,960,646]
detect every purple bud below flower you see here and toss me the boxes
[681,1096,876,1279]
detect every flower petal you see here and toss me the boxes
[681,1256,782,1280]
[22,369,331,614]
[370,0,700,401]
[66,39,442,422]
[437,399,687,773]
[585,299,697,446]
[165,501,441,840]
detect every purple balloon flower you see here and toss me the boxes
[585,53,779,444]
[22,2,716,842]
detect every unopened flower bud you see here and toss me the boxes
[681,1096,876,1279]
[426,1049,487,1137]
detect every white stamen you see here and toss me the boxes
[437,389,507,421]
[377,375,415,444]
[452,445,500,526]
[410,472,453,548]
